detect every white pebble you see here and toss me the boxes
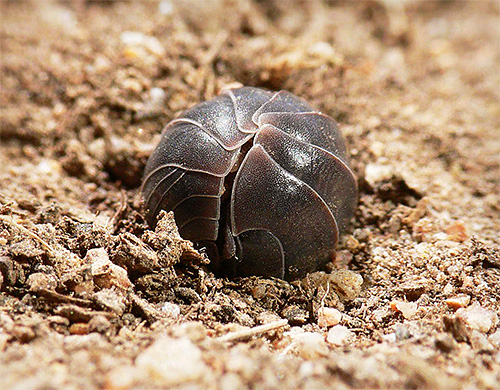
[161,302,181,319]
[456,304,499,333]
[159,0,174,15]
[149,87,166,106]
[135,337,208,386]
[317,307,342,327]
[365,163,393,186]
[120,31,165,57]
[489,329,500,348]
[327,325,353,346]
[391,301,418,320]
[291,332,329,359]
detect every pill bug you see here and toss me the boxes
[141,87,357,281]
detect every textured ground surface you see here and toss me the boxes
[1,1,499,389]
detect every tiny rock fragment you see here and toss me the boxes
[27,272,58,292]
[329,270,363,301]
[220,373,245,390]
[317,307,342,328]
[469,329,494,352]
[488,329,500,348]
[112,233,161,273]
[394,324,412,341]
[12,326,36,343]
[445,294,471,310]
[87,248,132,292]
[149,87,166,107]
[47,315,70,327]
[159,1,173,16]
[172,322,207,342]
[402,198,428,225]
[0,256,20,286]
[120,31,165,57]
[0,313,14,332]
[69,323,89,335]
[290,331,329,359]
[135,337,209,386]
[257,311,282,325]
[131,293,163,323]
[326,325,353,346]
[93,288,127,315]
[434,333,456,353]
[443,315,469,342]
[88,315,112,335]
[397,278,428,300]
[282,305,309,326]
[0,333,9,352]
[390,301,418,319]
[372,306,393,323]
[160,302,181,320]
[456,304,499,333]
[105,365,137,390]
[445,221,468,242]
[442,283,454,296]
[364,163,393,186]
[381,332,396,343]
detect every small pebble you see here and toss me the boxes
[390,301,418,319]
[219,373,244,390]
[291,332,330,359]
[445,221,468,242]
[456,304,499,333]
[158,0,173,15]
[394,324,412,341]
[434,333,456,353]
[105,365,136,389]
[172,322,207,342]
[445,294,470,310]
[329,270,363,300]
[87,248,132,292]
[488,329,500,348]
[365,163,393,186]
[135,337,208,386]
[27,272,58,291]
[88,315,111,334]
[69,323,89,335]
[149,87,166,106]
[326,325,353,346]
[282,305,309,326]
[317,307,342,327]
[120,31,165,57]
[161,302,181,320]
[469,329,493,352]
[381,333,396,343]
[93,288,127,315]
[0,334,9,351]
[12,326,36,343]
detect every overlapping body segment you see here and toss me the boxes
[142,87,357,281]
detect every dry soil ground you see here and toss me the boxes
[1,1,499,389]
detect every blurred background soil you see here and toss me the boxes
[0,1,499,389]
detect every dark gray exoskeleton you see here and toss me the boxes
[141,87,357,281]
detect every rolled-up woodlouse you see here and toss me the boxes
[142,87,357,281]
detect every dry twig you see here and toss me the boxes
[218,319,288,343]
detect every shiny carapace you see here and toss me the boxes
[142,87,357,281]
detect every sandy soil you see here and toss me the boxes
[1,1,499,389]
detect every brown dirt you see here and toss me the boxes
[1,1,499,389]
